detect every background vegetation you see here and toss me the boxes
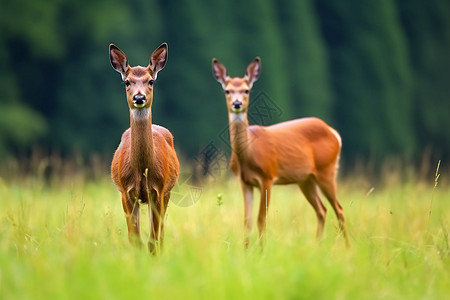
[1,0,449,169]
[1,1,450,298]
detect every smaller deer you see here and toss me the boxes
[110,43,179,253]
[212,57,349,247]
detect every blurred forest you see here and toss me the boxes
[0,0,449,174]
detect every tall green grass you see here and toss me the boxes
[0,168,449,299]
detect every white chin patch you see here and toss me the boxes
[132,107,150,121]
[229,112,246,123]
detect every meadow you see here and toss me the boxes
[0,163,449,299]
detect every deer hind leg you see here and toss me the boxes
[299,177,327,240]
[257,183,271,245]
[122,191,142,247]
[316,170,350,246]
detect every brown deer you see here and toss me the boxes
[212,57,349,247]
[110,43,179,253]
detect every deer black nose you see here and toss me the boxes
[232,100,242,110]
[133,94,146,106]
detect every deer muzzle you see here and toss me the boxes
[133,94,146,108]
[232,100,243,112]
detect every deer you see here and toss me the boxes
[212,57,350,247]
[109,43,179,254]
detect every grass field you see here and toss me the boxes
[0,166,449,299]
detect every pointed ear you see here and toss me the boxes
[212,58,229,89]
[149,43,168,79]
[245,57,261,89]
[109,44,129,80]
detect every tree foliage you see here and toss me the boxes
[0,0,449,166]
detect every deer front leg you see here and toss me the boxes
[257,183,271,245]
[122,191,142,247]
[241,182,254,248]
[148,190,168,254]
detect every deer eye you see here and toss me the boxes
[149,80,154,86]
[244,90,249,94]
[124,80,130,87]
[225,90,231,95]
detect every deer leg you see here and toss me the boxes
[316,172,350,246]
[257,183,271,245]
[299,177,327,240]
[241,182,254,248]
[148,190,168,254]
[158,191,171,250]
[122,191,142,247]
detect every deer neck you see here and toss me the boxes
[228,112,251,158]
[130,107,154,171]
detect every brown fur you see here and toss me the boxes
[110,43,179,253]
[212,57,349,247]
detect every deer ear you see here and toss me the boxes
[245,57,261,89]
[149,43,168,79]
[212,58,229,89]
[109,44,129,80]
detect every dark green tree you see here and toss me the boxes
[1,0,450,170]
[228,0,293,124]
[396,0,450,161]
[276,0,334,123]
[316,0,416,163]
